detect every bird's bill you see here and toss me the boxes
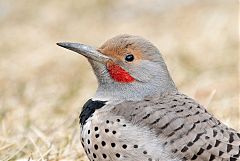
[57,42,110,63]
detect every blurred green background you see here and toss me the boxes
[0,0,239,160]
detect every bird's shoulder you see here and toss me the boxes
[109,92,240,160]
[110,91,207,124]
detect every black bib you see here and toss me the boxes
[79,99,107,125]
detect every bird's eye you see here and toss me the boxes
[125,54,134,62]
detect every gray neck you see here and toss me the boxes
[89,59,177,101]
[93,75,177,101]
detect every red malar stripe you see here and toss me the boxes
[107,62,135,83]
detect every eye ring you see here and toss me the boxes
[125,54,134,62]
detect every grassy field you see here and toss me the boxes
[0,0,239,160]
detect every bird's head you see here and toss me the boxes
[57,34,177,101]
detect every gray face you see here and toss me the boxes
[96,35,167,82]
[57,34,177,101]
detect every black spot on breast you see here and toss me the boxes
[95,134,99,138]
[102,153,107,159]
[111,143,116,147]
[122,144,127,149]
[79,99,107,125]
[94,144,98,150]
[115,153,120,158]
[101,141,106,146]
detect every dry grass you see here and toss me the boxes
[0,0,239,160]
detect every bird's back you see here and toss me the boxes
[80,92,240,161]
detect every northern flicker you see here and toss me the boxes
[57,35,240,161]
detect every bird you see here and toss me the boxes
[57,34,240,161]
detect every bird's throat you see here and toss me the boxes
[107,62,135,83]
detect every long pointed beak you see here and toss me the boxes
[56,42,110,63]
